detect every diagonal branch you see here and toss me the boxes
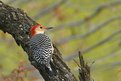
[64,29,121,61]
[56,16,121,45]
[0,1,77,81]
[33,0,67,20]
[52,0,121,31]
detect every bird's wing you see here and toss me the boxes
[32,48,52,66]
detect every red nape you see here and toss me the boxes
[30,24,41,36]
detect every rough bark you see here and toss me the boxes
[0,1,77,81]
[78,51,91,81]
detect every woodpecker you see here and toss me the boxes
[27,24,54,76]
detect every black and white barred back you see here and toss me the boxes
[28,34,54,67]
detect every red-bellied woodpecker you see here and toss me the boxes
[27,24,54,76]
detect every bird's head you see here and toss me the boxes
[30,24,53,37]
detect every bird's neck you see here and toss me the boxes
[31,31,45,37]
[36,31,44,34]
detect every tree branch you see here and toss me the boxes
[0,1,77,81]
[78,52,91,81]
[52,0,121,31]
[33,0,67,20]
[56,16,121,45]
[64,29,121,61]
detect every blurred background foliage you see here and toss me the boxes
[0,0,121,81]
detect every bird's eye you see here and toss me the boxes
[40,27,42,29]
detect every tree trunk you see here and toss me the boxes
[0,1,77,81]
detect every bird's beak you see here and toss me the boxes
[45,27,53,30]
